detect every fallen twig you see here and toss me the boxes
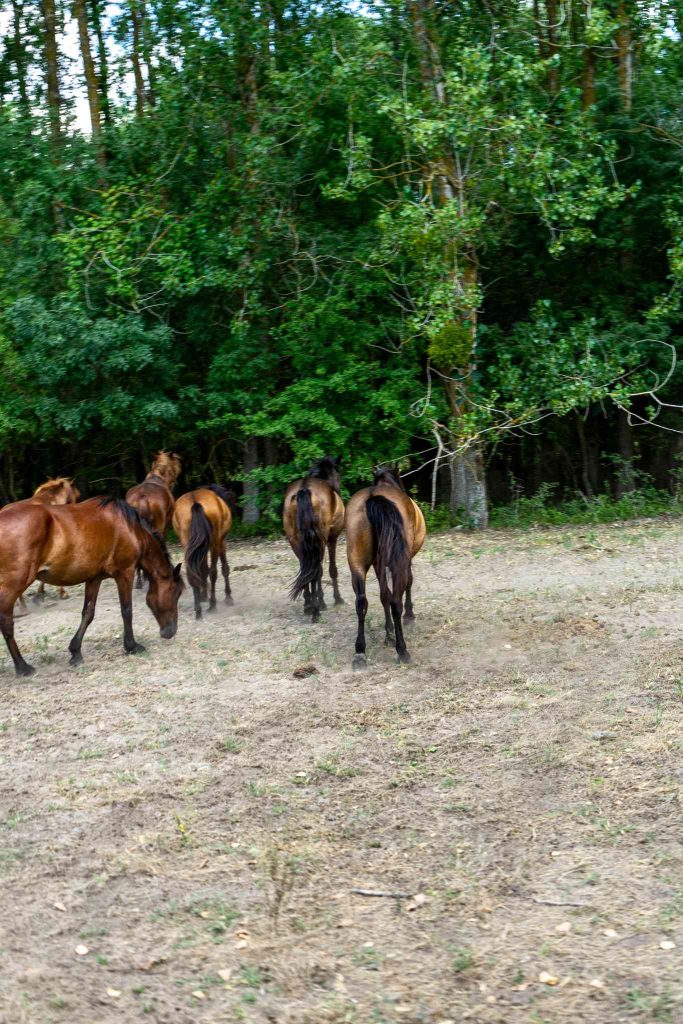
[531,897,591,908]
[351,888,414,899]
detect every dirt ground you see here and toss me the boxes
[1,518,682,1024]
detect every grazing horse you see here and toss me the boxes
[283,456,344,621]
[126,451,182,589]
[345,467,426,668]
[0,498,183,677]
[0,477,81,606]
[172,485,234,619]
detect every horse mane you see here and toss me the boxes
[307,456,339,482]
[148,450,182,484]
[33,477,76,498]
[373,466,405,491]
[203,483,238,513]
[98,497,173,569]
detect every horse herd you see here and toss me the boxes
[0,453,426,678]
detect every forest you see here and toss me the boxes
[1,0,682,527]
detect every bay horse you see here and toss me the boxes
[126,451,182,589]
[0,477,82,607]
[172,485,234,619]
[283,456,344,621]
[0,498,183,676]
[345,467,426,667]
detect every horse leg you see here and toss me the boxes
[328,537,344,605]
[379,579,394,646]
[116,573,146,655]
[16,595,29,618]
[352,571,369,669]
[404,567,415,622]
[0,596,35,677]
[390,589,410,664]
[219,549,233,605]
[58,586,70,600]
[207,550,218,612]
[32,581,46,604]
[192,583,203,620]
[317,566,327,612]
[303,580,313,615]
[68,578,102,666]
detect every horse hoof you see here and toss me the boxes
[334,597,345,606]
[384,635,395,647]
[352,654,367,671]
[224,596,234,606]
[31,594,45,605]
[303,606,313,616]
[397,651,411,665]
[195,612,202,621]
[207,603,216,613]
[69,654,83,667]
[16,662,36,677]
[403,612,415,623]
[126,643,146,656]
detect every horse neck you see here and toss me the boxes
[139,528,170,577]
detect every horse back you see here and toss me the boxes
[173,489,232,548]
[126,479,174,533]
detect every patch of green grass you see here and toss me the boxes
[490,484,681,530]
[452,948,474,973]
[217,737,242,754]
[625,986,676,1020]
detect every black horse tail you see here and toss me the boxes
[366,495,410,600]
[289,487,324,600]
[186,500,213,591]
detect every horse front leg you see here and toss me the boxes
[32,582,46,604]
[0,593,35,677]
[116,572,146,655]
[390,587,409,664]
[68,577,103,666]
[351,571,369,670]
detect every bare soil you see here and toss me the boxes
[1,519,682,1024]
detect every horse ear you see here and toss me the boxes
[173,562,183,580]
[335,455,342,467]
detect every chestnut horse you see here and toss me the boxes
[345,467,426,667]
[126,451,182,589]
[0,498,183,676]
[0,477,82,608]
[283,456,344,621]
[173,485,234,619]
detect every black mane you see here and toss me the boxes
[203,483,237,512]
[372,466,404,490]
[98,497,173,568]
[308,456,339,482]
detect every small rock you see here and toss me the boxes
[539,971,559,986]
[592,731,616,741]
[660,940,676,950]
[75,945,89,956]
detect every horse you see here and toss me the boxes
[283,456,344,621]
[126,451,182,589]
[0,497,183,677]
[0,477,82,607]
[172,484,234,619]
[345,466,426,668]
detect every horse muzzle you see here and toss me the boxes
[160,623,177,640]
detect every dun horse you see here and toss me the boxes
[126,451,182,589]
[173,485,234,619]
[0,498,183,676]
[283,456,344,621]
[345,467,426,667]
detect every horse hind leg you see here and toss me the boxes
[390,589,410,664]
[219,549,233,605]
[32,581,46,604]
[351,571,369,670]
[404,566,415,622]
[207,551,218,612]
[328,536,344,605]
[0,596,35,677]
[135,566,144,590]
[379,578,394,646]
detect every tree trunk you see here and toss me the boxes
[12,0,30,114]
[449,450,488,528]
[72,0,106,164]
[615,408,635,496]
[130,1,146,118]
[615,1,633,112]
[139,0,156,106]
[242,436,260,524]
[88,0,111,127]
[574,411,600,498]
[545,0,559,95]
[582,46,597,109]
[42,0,62,144]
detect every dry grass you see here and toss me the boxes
[1,519,682,1023]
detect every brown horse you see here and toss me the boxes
[0,477,82,607]
[172,485,234,619]
[0,498,183,676]
[345,467,426,667]
[126,451,182,589]
[283,456,344,621]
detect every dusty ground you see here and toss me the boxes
[1,519,682,1024]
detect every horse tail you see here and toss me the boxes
[186,500,213,590]
[289,487,324,600]
[366,495,410,600]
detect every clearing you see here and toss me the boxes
[1,519,682,1023]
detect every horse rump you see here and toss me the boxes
[365,494,410,598]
